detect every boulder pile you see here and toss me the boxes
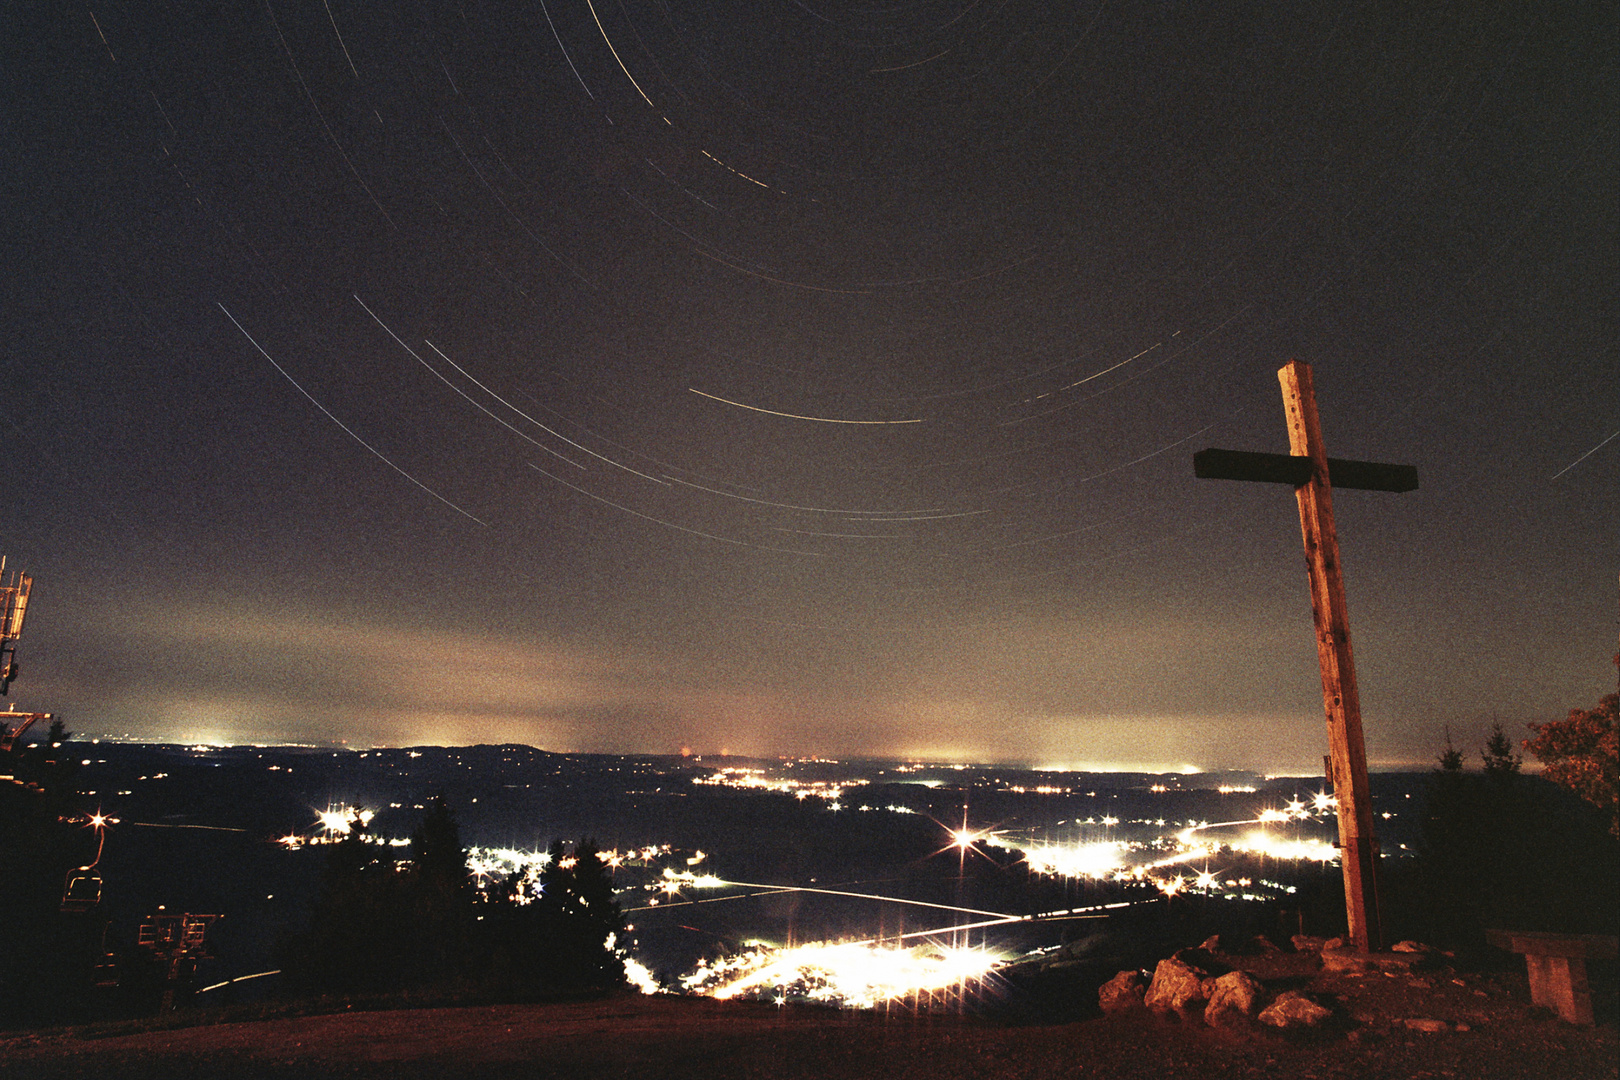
[1099,935,1336,1032]
[1099,933,1505,1042]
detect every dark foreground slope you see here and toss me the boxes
[3,973,1615,1080]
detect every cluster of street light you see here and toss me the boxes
[265,781,1364,1007]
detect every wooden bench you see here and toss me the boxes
[1484,930,1618,1025]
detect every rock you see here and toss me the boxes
[1258,990,1332,1030]
[1144,957,1210,1014]
[1402,1018,1450,1033]
[1391,939,1431,953]
[1208,933,1281,956]
[1321,948,1420,974]
[1204,970,1265,1028]
[1290,934,1328,952]
[1098,970,1147,1014]
[1171,946,1228,974]
[1295,937,1435,977]
[1320,948,1374,974]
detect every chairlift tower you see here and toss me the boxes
[0,558,48,757]
[1,558,33,695]
[138,911,222,1011]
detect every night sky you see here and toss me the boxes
[3,2,1614,771]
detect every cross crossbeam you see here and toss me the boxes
[1193,448,1418,493]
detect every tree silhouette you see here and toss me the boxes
[284,811,417,995]
[1438,726,1464,773]
[1415,722,1619,944]
[1524,666,1618,837]
[539,839,624,989]
[479,838,625,998]
[1416,730,1483,941]
[1482,722,1522,780]
[286,810,626,1001]
[406,797,474,984]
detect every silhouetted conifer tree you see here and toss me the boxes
[541,839,624,989]
[284,799,478,997]
[284,812,414,994]
[1416,732,1480,941]
[1482,723,1522,781]
[406,797,474,985]
[1438,727,1464,773]
[478,838,624,998]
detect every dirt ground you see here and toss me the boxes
[3,951,1615,1080]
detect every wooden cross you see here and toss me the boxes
[1193,360,1417,952]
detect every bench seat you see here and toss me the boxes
[1485,930,1618,1025]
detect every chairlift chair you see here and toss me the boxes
[61,866,104,911]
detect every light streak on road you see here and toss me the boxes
[702,878,1013,921]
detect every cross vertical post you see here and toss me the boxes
[1277,360,1381,952]
[1195,361,1413,952]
